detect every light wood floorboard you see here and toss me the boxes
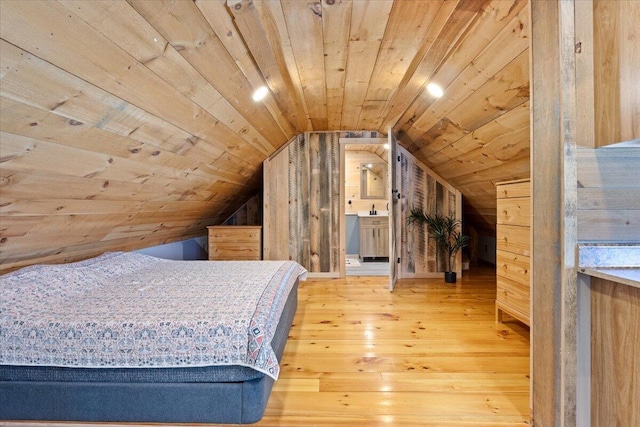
[259,264,530,426]
[3,264,530,426]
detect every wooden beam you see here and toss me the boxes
[530,0,579,425]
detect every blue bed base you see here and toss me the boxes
[0,283,298,424]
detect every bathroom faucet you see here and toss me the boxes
[371,204,376,215]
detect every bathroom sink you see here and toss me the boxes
[357,210,389,217]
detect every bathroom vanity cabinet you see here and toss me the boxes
[359,216,389,260]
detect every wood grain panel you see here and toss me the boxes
[0,41,259,176]
[381,0,484,127]
[398,146,461,278]
[496,249,530,287]
[496,276,530,319]
[1,0,271,163]
[497,179,530,199]
[197,0,297,138]
[59,0,278,158]
[265,132,376,276]
[497,224,530,256]
[427,102,531,175]
[263,140,291,261]
[357,0,443,130]
[321,0,351,130]
[280,0,327,129]
[593,0,640,147]
[497,197,530,227]
[225,0,307,132]
[399,0,528,142]
[577,147,640,242]
[591,278,640,427]
[530,1,580,425]
[127,0,288,146]
[340,0,393,130]
[407,49,529,148]
[0,0,539,271]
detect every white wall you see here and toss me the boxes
[135,236,208,260]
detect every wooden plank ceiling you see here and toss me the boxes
[0,0,530,270]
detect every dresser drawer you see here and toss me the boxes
[496,180,530,199]
[208,243,261,260]
[496,276,530,320]
[497,224,530,256]
[497,197,530,226]
[208,228,261,243]
[207,226,262,260]
[496,249,530,287]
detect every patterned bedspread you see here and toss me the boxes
[0,252,307,380]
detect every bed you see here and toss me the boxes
[0,252,307,424]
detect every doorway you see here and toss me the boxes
[340,138,390,277]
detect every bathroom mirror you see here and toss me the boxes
[360,163,387,199]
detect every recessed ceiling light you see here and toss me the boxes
[383,143,390,150]
[427,82,444,98]
[252,86,269,102]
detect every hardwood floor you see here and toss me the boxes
[257,263,531,426]
[3,264,530,427]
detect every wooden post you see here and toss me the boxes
[530,1,579,425]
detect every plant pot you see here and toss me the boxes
[444,271,457,283]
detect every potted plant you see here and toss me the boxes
[408,208,470,283]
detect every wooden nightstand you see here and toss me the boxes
[207,226,262,260]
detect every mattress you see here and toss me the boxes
[1,252,307,379]
[0,253,306,423]
[0,284,299,423]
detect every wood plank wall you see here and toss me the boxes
[593,0,640,147]
[590,277,640,427]
[397,146,460,277]
[223,193,262,226]
[264,132,378,275]
[577,147,640,241]
[264,132,461,277]
[0,0,287,272]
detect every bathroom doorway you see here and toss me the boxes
[340,138,390,277]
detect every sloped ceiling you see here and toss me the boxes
[0,0,529,271]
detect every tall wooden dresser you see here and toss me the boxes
[495,179,531,326]
[207,226,262,260]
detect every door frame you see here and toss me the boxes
[339,137,389,278]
